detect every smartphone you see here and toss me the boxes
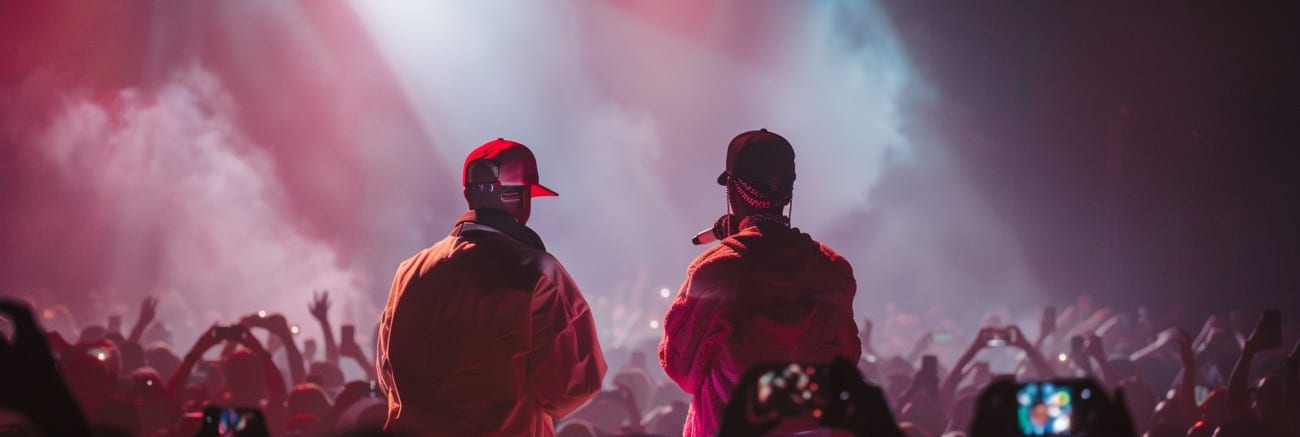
[754,363,833,418]
[1259,310,1282,348]
[1070,336,1085,357]
[86,346,113,362]
[932,331,954,345]
[1015,380,1097,436]
[918,355,940,395]
[213,325,244,342]
[198,406,269,437]
[341,324,356,342]
[987,328,1009,347]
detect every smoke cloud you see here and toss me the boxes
[33,64,363,340]
[1,1,1041,353]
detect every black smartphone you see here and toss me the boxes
[1259,310,1282,348]
[212,325,243,342]
[918,355,940,395]
[341,324,356,342]
[1070,336,1086,358]
[1014,380,1100,436]
[197,406,269,437]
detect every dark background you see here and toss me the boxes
[880,2,1300,315]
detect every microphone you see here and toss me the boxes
[690,214,735,245]
[691,227,719,245]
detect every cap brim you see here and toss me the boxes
[530,184,559,197]
[717,172,728,186]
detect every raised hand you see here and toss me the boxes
[309,290,340,365]
[138,296,158,327]
[1039,306,1057,340]
[127,296,159,344]
[231,325,268,355]
[242,313,292,337]
[240,312,306,384]
[192,325,224,357]
[308,290,331,322]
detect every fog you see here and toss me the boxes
[1,1,1041,349]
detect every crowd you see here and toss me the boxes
[2,132,1296,437]
[1,290,1296,437]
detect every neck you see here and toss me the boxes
[737,212,790,229]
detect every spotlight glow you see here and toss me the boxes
[659,288,670,298]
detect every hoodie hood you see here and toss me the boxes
[719,222,824,287]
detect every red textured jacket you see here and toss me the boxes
[377,210,606,436]
[659,220,861,437]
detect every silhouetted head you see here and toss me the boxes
[287,383,332,417]
[222,350,266,405]
[62,346,118,413]
[308,361,345,392]
[144,344,180,382]
[462,138,557,225]
[718,129,796,220]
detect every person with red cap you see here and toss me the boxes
[659,129,863,436]
[376,138,606,436]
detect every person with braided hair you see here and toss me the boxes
[659,129,863,436]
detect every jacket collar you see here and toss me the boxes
[451,209,546,251]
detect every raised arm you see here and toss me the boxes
[232,325,287,412]
[0,300,93,437]
[242,313,306,385]
[339,327,377,381]
[1083,334,1116,387]
[1168,329,1199,425]
[168,325,222,398]
[127,296,158,345]
[1227,312,1280,418]
[941,327,992,408]
[308,290,339,366]
[1009,325,1056,379]
[527,263,606,418]
[1033,306,1058,351]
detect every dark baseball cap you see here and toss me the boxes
[462,138,558,197]
[717,128,796,187]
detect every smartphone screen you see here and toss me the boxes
[755,363,830,418]
[200,406,267,437]
[987,329,1008,347]
[1016,382,1085,436]
[932,331,954,345]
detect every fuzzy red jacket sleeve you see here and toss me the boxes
[658,251,738,394]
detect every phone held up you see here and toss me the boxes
[197,406,269,437]
[1014,380,1101,436]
